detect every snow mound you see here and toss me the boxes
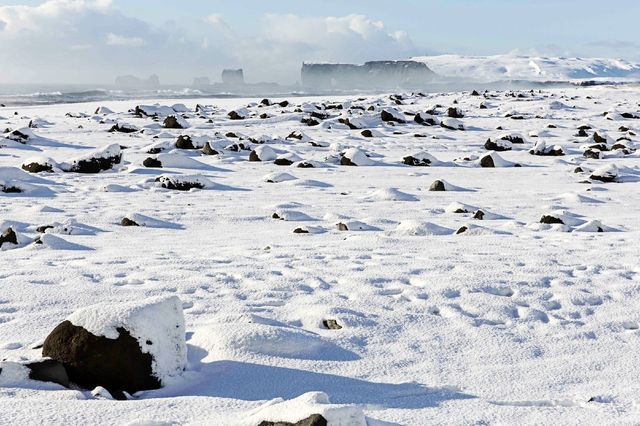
[365,187,417,201]
[67,296,186,383]
[396,221,454,236]
[242,392,366,426]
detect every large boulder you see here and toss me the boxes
[41,296,186,396]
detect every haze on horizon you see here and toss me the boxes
[0,0,639,86]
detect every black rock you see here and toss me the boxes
[163,116,185,129]
[109,123,137,133]
[340,156,356,166]
[576,129,589,137]
[592,132,607,144]
[361,130,373,138]
[67,151,122,174]
[540,215,564,224]
[447,107,464,118]
[479,155,495,168]
[297,162,315,168]
[0,228,18,247]
[42,321,160,396]
[278,100,289,107]
[121,217,139,227]
[175,135,195,149]
[143,157,163,168]
[22,161,53,173]
[484,139,511,151]
[202,143,219,155]
[228,111,245,120]
[301,117,320,127]
[26,359,70,388]
[1,184,22,193]
[155,176,204,191]
[456,226,468,234]
[380,110,404,123]
[293,228,309,234]
[258,414,327,426]
[500,135,525,144]
[583,149,601,159]
[274,158,294,166]
[403,156,431,166]
[226,132,238,138]
[473,210,485,220]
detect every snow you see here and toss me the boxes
[66,296,186,383]
[413,54,640,82]
[1,87,640,424]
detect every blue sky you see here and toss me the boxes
[0,0,638,84]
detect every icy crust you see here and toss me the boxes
[242,392,366,426]
[66,296,186,383]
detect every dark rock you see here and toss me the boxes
[471,90,480,96]
[163,116,185,129]
[175,135,195,149]
[1,184,22,193]
[500,135,525,144]
[338,118,358,129]
[228,111,245,120]
[583,149,601,159]
[260,98,271,106]
[225,132,238,138]
[249,151,260,162]
[592,132,607,144]
[0,228,18,247]
[380,110,405,123]
[361,130,373,138]
[322,319,342,330]
[429,180,446,191]
[301,117,320,127]
[590,172,617,183]
[202,143,219,155]
[484,138,511,151]
[447,107,464,118]
[155,176,204,191]
[574,167,584,173]
[336,223,348,231]
[293,228,309,234]
[36,225,54,233]
[258,414,327,426]
[278,101,289,107]
[340,156,356,166]
[403,156,431,166]
[108,123,137,133]
[540,215,564,224]
[297,162,315,168]
[274,158,294,166]
[619,126,630,132]
[6,129,30,143]
[42,321,160,396]
[143,157,163,168]
[473,210,485,220]
[287,131,303,140]
[22,161,53,173]
[456,226,468,234]
[479,155,495,168]
[121,217,139,227]
[260,113,269,119]
[67,151,122,174]
[26,359,70,388]
[576,129,589,137]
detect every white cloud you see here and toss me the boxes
[0,2,418,85]
[106,32,145,47]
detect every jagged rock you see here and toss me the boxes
[0,228,18,248]
[175,135,195,149]
[163,115,185,129]
[471,90,480,96]
[143,157,163,168]
[500,134,525,144]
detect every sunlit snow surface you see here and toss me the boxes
[1,86,640,424]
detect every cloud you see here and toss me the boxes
[106,32,145,47]
[0,2,418,85]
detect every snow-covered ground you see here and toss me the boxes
[413,54,640,82]
[1,86,640,425]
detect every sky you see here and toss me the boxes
[0,0,639,85]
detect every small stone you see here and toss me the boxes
[121,217,139,227]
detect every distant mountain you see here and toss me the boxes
[411,54,640,82]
